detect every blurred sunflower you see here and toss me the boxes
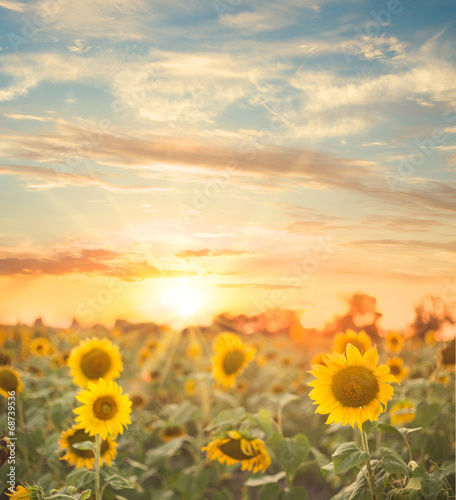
[385,357,410,382]
[130,392,148,410]
[439,339,455,372]
[269,382,286,394]
[308,344,398,429]
[390,401,416,426]
[334,329,372,355]
[0,350,11,366]
[385,331,404,354]
[184,379,197,397]
[436,373,451,386]
[0,329,5,347]
[68,337,123,387]
[0,366,23,398]
[186,340,203,359]
[73,378,132,439]
[29,337,52,356]
[211,333,255,388]
[6,484,45,500]
[256,354,267,367]
[202,431,271,473]
[159,425,186,442]
[58,426,117,468]
[142,369,162,384]
[424,330,437,347]
[235,379,249,394]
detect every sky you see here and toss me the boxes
[0,0,455,330]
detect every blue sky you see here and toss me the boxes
[0,0,455,330]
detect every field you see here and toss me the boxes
[0,320,454,500]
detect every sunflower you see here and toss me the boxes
[186,340,203,359]
[202,431,271,473]
[269,382,286,394]
[424,330,437,347]
[389,401,416,426]
[385,357,410,382]
[185,379,197,397]
[333,329,372,355]
[436,373,451,386]
[6,485,45,500]
[211,333,255,388]
[159,425,186,442]
[308,344,398,429]
[385,331,404,354]
[73,378,132,439]
[310,353,326,367]
[439,339,455,373]
[29,337,52,356]
[0,367,23,398]
[68,337,123,387]
[130,392,148,410]
[58,426,117,469]
[0,350,11,366]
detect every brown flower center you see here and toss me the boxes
[218,438,258,461]
[331,366,379,407]
[441,339,455,365]
[81,348,112,380]
[222,350,245,375]
[93,396,117,420]
[389,365,400,375]
[0,370,18,392]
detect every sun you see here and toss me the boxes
[160,280,204,318]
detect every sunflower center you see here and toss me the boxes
[93,396,117,420]
[222,350,245,375]
[218,438,259,461]
[81,348,112,380]
[441,340,455,365]
[389,365,400,375]
[331,366,379,407]
[0,370,18,391]
[67,429,95,458]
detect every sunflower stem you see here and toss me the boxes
[360,430,377,500]
[95,434,102,500]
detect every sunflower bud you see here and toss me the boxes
[0,434,11,467]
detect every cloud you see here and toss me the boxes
[175,249,255,258]
[217,282,301,289]
[0,248,198,280]
[0,0,24,11]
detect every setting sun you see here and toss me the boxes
[160,280,204,318]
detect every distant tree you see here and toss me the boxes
[410,295,455,338]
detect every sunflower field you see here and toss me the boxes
[0,322,454,500]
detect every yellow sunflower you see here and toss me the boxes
[334,329,372,355]
[310,353,326,367]
[211,333,255,388]
[68,337,123,387]
[159,425,186,442]
[202,431,271,473]
[424,330,437,347]
[436,373,451,386]
[29,337,52,356]
[439,339,455,373]
[385,331,404,354]
[6,485,45,500]
[186,340,203,359]
[130,392,148,410]
[385,357,410,382]
[185,379,197,397]
[73,378,132,439]
[58,426,117,469]
[389,401,416,426]
[0,367,23,398]
[308,344,399,429]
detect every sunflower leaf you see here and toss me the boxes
[331,442,369,475]
[268,433,311,476]
[362,420,378,436]
[258,483,284,500]
[379,448,412,478]
[283,486,308,500]
[72,440,96,451]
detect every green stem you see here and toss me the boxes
[46,495,78,500]
[360,430,377,500]
[95,434,101,500]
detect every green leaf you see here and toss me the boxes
[72,440,95,451]
[320,462,334,476]
[277,393,299,411]
[268,433,311,476]
[145,436,185,461]
[379,448,412,478]
[310,447,330,468]
[176,468,209,500]
[207,407,246,431]
[249,409,276,435]
[378,422,404,437]
[283,486,308,500]
[412,466,428,481]
[104,474,136,490]
[66,468,96,489]
[207,487,234,500]
[245,471,287,487]
[415,401,441,428]
[362,420,378,436]
[79,490,92,500]
[331,442,369,475]
[398,427,422,436]
[259,483,284,500]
